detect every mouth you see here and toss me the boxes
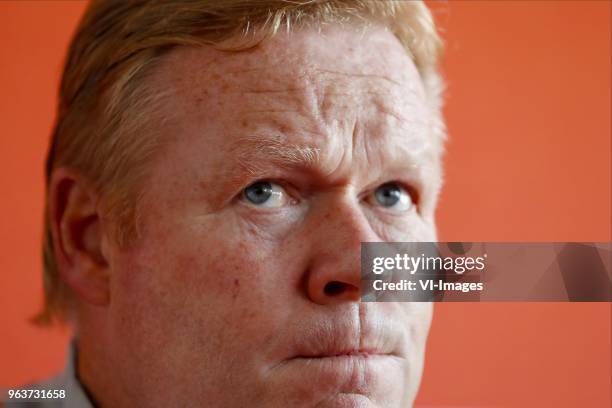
[268,340,404,376]
[268,305,409,376]
[270,346,405,398]
[292,348,396,360]
[280,316,405,366]
[262,313,410,403]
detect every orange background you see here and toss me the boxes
[0,1,610,407]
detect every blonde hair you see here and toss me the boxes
[36,0,444,325]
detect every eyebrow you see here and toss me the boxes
[225,133,426,188]
[228,135,322,177]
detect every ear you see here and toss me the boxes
[48,167,111,306]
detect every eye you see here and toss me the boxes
[241,180,289,208]
[368,182,414,212]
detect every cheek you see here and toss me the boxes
[413,303,433,343]
[109,214,294,350]
[114,228,260,318]
[105,216,297,398]
[402,302,432,400]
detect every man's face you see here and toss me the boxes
[104,25,440,407]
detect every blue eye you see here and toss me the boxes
[242,181,288,208]
[371,182,413,211]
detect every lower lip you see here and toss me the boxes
[272,354,404,401]
[266,353,408,407]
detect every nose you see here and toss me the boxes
[304,196,379,305]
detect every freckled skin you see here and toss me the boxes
[80,25,441,407]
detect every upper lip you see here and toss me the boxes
[284,310,403,361]
[293,343,395,359]
[294,349,392,359]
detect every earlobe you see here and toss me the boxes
[48,168,111,306]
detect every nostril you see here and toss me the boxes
[324,281,346,296]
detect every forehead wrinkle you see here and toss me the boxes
[199,47,430,183]
[306,67,404,87]
[242,86,309,95]
[320,89,415,126]
[300,68,420,130]
[235,85,414,132]
[219,64,416,133]
[233,75,319,124]
[363,114,433,166]
[230,87,429,183]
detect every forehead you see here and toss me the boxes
[149,24,434,175]
[160,26,426,118]
[162,24,423,94]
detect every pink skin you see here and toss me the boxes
[56,25,441,407]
